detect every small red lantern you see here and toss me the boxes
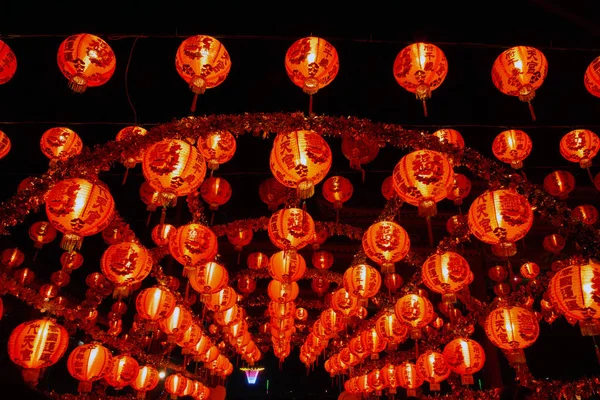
[560,129,600,168]
[104,354,140,390]
[131,365,159,399]
[432,128,465,150]
[443,338,485,385]
[312,250,334,270]
[200,176,232,211]
[247,252,269,270]
[268,208,315,250]
[189,261,229,294]
[343,264,381,299]
[169,223,218,272]
[0,130,11,159]
[445,173,471,205]
[394,293,435,339]
[416,350,451,391]
[543,233,566,253]
[269,250,307,283]
[0,40,17,84]
[258,177,291,211]
[341,135,380,178]
[584,55,600,98]
[492,129,532,169]
[572,204,599,225]
[543,170,576,200]
[362,221,410,274]
[29,221,57,249]
[40,127,83,167]
[196,130,236,171]
[381,176,395,201]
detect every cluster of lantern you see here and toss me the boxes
[164,372,211,399]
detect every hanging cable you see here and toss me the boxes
[125,36,140,125]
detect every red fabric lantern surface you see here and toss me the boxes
[196,130,236,171]
[331,287,359,319]
[115,126,148,168]
[1,247,24,268]
[269,300,296,319]
[421,251,471,303]
[135,286,176,322]
[175,35,231,95]
[268,207,315,250]
[227,226,253,252]
[584,55,600,98]
[492,129,532,169]
[520,262,540,279]
[381,363,400,394]
[215,304,245,327]
[177,323,203,350]
[40,127,83,166]
[559,129,600,168]
[165,373,188,397]
[200,176,232,211]
[361,327,387,359]
[432,128,465,150]
[267,280,299,303]
[392,150,454,217]
[67,343,113,393]
[270,130,332,199]
[394,294,435,338]
[237,274,257,295]
[416,350,451,391]
[151,223,175,246]
[320,308,345,335]
[322,175,353,216]
[202,286,237,312]
[142,139,206,207]
[0,40,17,84]
[393,42,448,116]
[384,273,403,293]
[375,312,409,345]
[168,223,218,271]
[0,130,11,159]
[543,233,566,253]
[312,250,334,270]
[57,33,116,93]
[45,178,115,252]
[269,250,307,283]
[189,261,229,294]
[484,306,539,363]
[100,241,153,297]
[572,204,599,225]
[491,46,547,120]
[29,221,57,249]
[285,36,339,95]
[104,354,139,390]
[247,252,269,270]
[131,365,159,397]
[445,173,471,205]
[341,135,379,176]
[381,176,395,201]
[159,305,193,338]
[443,338,486,385]
[258,177,291,211]
[396,362,424,397]
[543,170,576,199]
[8,319,69,385]
[467,189,533,257]
[343,264,381,299]
[362,220,410,274]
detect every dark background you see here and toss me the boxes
[0,1,600,399]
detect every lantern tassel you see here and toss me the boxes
[159,207,166,226]
[308,94,313,116]
[587,167,595,185]
[191,93,199,114]
[146,212,152,227]
[122,167,130,186]
[32,249,39,263]
[210,211,215,226]
[528,101,536,121]
[422,99,428,117]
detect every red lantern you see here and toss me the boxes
[520,262,540,279]
[322,175,353,210]
[384,273,403,293]
[202,286,237,312]
[237,274,257,295]
[381,176,395,201]
[104,354,140,390]
[135,286,176,322]
[131,365,159,398]
[247,252,269,270]
[200,176,232,211]
[343,264,381,299]
[443,338,485,385]
[285,36,339,96]
[196,130,236,171]
[585,55,600,98]
[432,129,465,150]
[484,306,539,363]
[57,33,116,93]
[269,250,306,282]
[543,233,566,253]
[270,130,332,199]
[159,305,193,338]
[165,373,188,398]
[312,250,334,270]
[214,304,245,326]
[320,308,345,335]
[376,312,409,346]
[45,178,115,252]
[492,129,532,169]
[189,261,229,294]
[341,135,379,176]
[396,362,424,397]
[392,150,454,217]
[0,40,17,84]
[361,327,387,359]
[1,247,24,268]
[67,343,113,393]
[381,363,400,395]
[394,294,435,338]
[416,350,451,391]
[0,130,10,159]
[445,173,471,205]
[40,127,83,167]
[572,204,599,225]
[258,177,291,211]
[227,226,253,253]
[169,223,218,272]
[491,46,547,120]
[421,251,471,303]
[331,287,359,319]
[8,319,69,385]
[101,242,153,297]
[311,276,330,296]
[29,221,57,249]
[151,223,175,246]
[268,208,315,250]
[116,126,148,169]
[544,170,576,199]
[267,280,299,303]
[467,189,533,257]
[362,220,410,274]
[177,323,203,350]
[560,129,600,168]
[393,42,448,116]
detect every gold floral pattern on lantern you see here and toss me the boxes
[559,129,600,168]
[0,40,17,84]
[584,55,600,98]
[492,129,532,169]
[285,36,339,95]
[394,293,435,338]
[267,207,315,250]
[443,338,486,385]
[467,189,533,257]
[392,149,454,217]
[393,42,448,116]
[484,306,539,363]
[270,130,332,199]
[101,241,153,296]
[362,221,410,274]
[196,130,236,171]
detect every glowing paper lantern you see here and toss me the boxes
[189,261,229,294]
[45,178,115,252]
[491,46,547,120]
[197,130,236,171]
[396,362,424,397]
[331,287,359,320]
[116,126,148,169]
[484,306,539,363]
[548,261,600,336]
[131,365,160,398]
[445,173,471,205]
[362,220,410,274]
[375,312,409,345]
[269,250,306,282]
[200,176,232,211]
[467,189,533,257]
[0,40,17,84]
[343,264,381,299]
[40,127,83,167]
[259,177,291,211]
[443,338,485,385]
[312,250,334,270]
[421,251,471,303]
[151,223,176,246]
[202,286,237,312]
[322,175,353,210]
[1,247,24,268]
[584,55,600,98]
[247,252,269,270]
[543,170,575,199]
[543,233,566,253]
[394,293,435,338]
[560,129,600,168]
[0,130,10,160]
[29,221,57,249]
[8,319,69,385]
[57,33,116,93]
[104,354,139,390]
[381,176,395,201]
[520,262,540,279]
[267,280,299,303]
[67,343,113,393]
[572,204,599,225]
[175,35,231,96]
[416,350,451,391]
[392,150,454,217]
[165,373,188,398]
[135,286,176,322]
[169,223,218,272]
[393,42,448,116]
[100,241,153,297]
[268,208,315,250]
[341,135,380,177]
[432,128,465,151]
[492,129,532,169]
[142,139,206,207]
[227,226,253,254]
[361,328,387,359]
[285,36,339,97]
[159,305,193,339]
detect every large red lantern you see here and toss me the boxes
[67,343,113,393]
[560,129,600,168]
[131,365,159,398]
[169,223,218,272]
[543,170,576,200]
[196,130,237,171]
[268,207,315,250]
[269,250,307,283]
[394,294,435,338]
[0,40,17,84]
[45,178,115,252]
[104,354,139,390]
[8,319,69,385]
[491,46,548,120]
[443,338,486,385]
[362,220,410,274]
[396,362,424,397]
[57,33,116,93]
[484,306,539,363]
[393,42,448,116]
[467,189,533,257]
[135,286,176,322]
[361,327,387,359]
[375,312,409,345]
[267,280,299,303]
[40,127,83,166]
[416,350,451,391]
[432,129,465,151]
[584,55,600,98]
[392,150,454,217]
[343,264,381,299]
[421,251,471,303]
[492,129,532,169]
[100,241,153,297]
[189,261,229,294]
[270,130,332,199]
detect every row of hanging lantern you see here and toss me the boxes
[2,34,600,117]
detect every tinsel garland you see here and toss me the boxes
[232,267,344,286]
